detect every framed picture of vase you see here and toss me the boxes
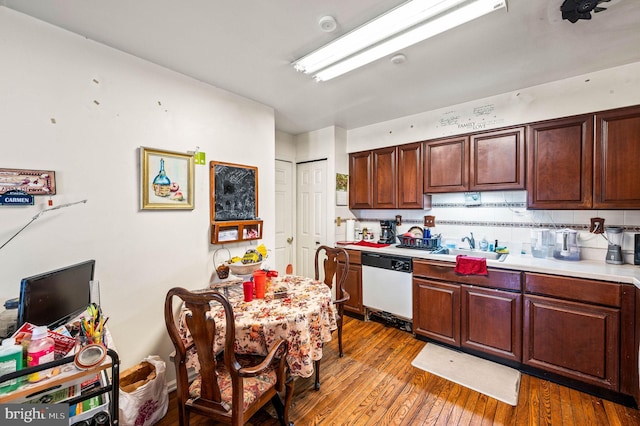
[140,147,194,210]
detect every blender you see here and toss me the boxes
[605,226,624,265]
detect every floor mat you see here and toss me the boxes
[411,342,521,406]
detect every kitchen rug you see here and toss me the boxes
[411,343,521,406]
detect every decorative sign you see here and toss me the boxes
[0,190,34,206]
[0,168,56,195]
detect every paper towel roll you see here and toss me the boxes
[346,219,355,242]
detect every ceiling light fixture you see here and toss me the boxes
[292,0,507,82]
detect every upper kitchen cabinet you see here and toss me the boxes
[349,143,427,209]
[424,128,525,193]
[527,115,593,209]
[424,136,469,193]
[372,146,397,208]
[349,151,374,209]
[397,142,424,208]
[594,105,640,209]
[469,127,525,191]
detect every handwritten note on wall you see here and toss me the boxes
[438,103,505,132]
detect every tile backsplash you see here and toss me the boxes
[338,191,640,264]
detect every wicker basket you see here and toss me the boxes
[228,261,263,276]
[213,248,231,279]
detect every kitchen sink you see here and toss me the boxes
[440,248,507,261]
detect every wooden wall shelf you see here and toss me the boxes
[211,220,263,244]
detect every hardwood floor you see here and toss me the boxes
[155,316,640,425]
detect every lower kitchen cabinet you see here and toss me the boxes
[523,294,619,390]
[338,249,364,315]
[413,260,522,363]
[413,277,460,346]
[523,272,632,392]
[461,285,522,362]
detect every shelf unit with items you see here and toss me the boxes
[210,219,263,244]
[0,348,119,425]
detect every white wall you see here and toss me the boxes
[0,7,276,378]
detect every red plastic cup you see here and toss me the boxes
[253,270,267,299]
[243,281,253,302]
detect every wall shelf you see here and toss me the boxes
[211,219,263,244]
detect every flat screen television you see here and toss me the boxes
[17,259,95,329]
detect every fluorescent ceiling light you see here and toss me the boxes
[292,0,507,82]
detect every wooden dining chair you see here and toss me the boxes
[164,287,294,426]
[313,245,350,390]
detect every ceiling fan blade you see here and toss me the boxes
[593,6,607,13]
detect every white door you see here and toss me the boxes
[296,160,327,278]
[274,160,294,274]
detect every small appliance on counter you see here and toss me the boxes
[531,229,552,258]
[605,226,624,265]
[552,229,580,261]
[378,220,396,244]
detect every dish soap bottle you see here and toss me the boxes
[0,338,23,393]
[27,326,55,383]
[479,237,489,251]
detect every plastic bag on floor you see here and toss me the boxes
[119,355,168,426]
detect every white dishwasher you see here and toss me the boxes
[361,252,413,321]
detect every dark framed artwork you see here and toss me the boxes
[210,161,258,221]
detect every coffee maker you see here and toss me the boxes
[605,226,624,265]
[379,220,396,244]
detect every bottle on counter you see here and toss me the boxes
[27,326,55,383]
[479,237,489,251]
[0,337,23,393]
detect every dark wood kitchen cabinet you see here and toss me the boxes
[372,146,397,208]
[423,136,469,193]
[349,151,374,209]
[337,249,364,316]
[413,260,522,362]
[527,114,594,209]
[397,142,424,208]
[349,143,426,209]
[594,105,640,208]
[522,273,633,391]
[469,126,525,191]
[424,127,525,193]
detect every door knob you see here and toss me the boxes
[286,237,294,244]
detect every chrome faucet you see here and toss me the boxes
[461,232,475,250]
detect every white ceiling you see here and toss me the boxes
[3,0,640,135]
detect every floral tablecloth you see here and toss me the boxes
[179,275,337,378]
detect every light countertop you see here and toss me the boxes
[340,243,640,288]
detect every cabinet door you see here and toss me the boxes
[470,127,525,191]
[594,105,640,208]
[372,147,397,208]
[527,115,593,209]
[338,262,363,315]
[413,277,460,346]
[523,294,620,390]
[397,142,424,208]
[349,151,373,209]
[424,136,469,193]
[461,285,521,362]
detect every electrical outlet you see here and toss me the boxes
[590,217,605,234]
[424,215,435,227]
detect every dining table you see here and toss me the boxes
[179,274,338,378]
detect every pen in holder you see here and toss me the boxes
[79,304,108,347]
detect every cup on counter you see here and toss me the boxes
[242,280,254,302]
[253,270,266,298]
